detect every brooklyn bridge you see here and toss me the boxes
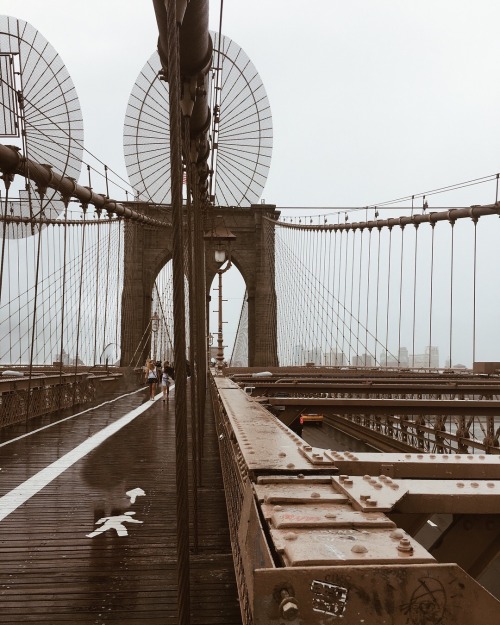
[0,2,499,624]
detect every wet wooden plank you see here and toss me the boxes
[0,389,241,624]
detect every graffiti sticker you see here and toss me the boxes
[401,577,447,624]
[311,580,348,617]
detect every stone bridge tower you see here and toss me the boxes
[120,203,279,367]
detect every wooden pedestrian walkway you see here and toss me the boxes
[0,386,241,624]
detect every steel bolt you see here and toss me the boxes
[397,538,414,553]
[279,590,299,621]
[281,601,299,620]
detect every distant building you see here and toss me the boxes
[352,353,375,367]
[410,345,439,368]
[306,347,322,365]
[324,350,346,366]
[379,350,398,367]
[425,345,439,368]
[398,347,409,367]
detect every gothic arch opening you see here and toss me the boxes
[208,263,246,366]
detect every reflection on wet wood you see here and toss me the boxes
[0,391,241,624]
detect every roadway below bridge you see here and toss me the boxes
[301,422,377,453]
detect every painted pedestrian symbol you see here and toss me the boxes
[86,511,143,538]
[126,487,145,504]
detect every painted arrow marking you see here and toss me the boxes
[126,487,145,504]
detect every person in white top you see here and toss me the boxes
[145,360,158,400]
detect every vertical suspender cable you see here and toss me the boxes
[356,228,363,364]
[115,218,123,349]
[428,223,435,367]
[341,228,349,361]
[472,217,478,366]
[101,217,113,360]
[321,228,327,364]
[385,227,392,363]
[336,229,343,357]
[327,228,332,358]
[348,230,356,364]
[397,225,405,366]
[412,225,419,367]
[365,228,372,365]
[331,227,338,361]
[73,210,87,404]
[374,228,381,364]
[93,212,101,364]
[164,1,190,621]
[449,220,455,368]
[58,203,70,405]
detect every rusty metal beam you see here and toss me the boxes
[268,396,500,416]
[248,381,500,396]
[0,144,166,226]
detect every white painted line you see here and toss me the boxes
[0,395,159,523]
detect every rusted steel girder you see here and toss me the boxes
[248,381,500,397]
[268,396,500,416]
[152,0,212,202]
[211,375,500,624]
[0,144,166,226]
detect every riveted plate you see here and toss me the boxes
[332,475,500,513]
[328,451,500,479]
[261,501,396,529]
[255,482,348,504]
[216,380,332,472]
[270,527,434,566]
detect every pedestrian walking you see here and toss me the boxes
[164,360,175,380]
[145,359,158,400]
[161,368,171,402]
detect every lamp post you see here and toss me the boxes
[204,216,236,370]
[151,310,160,362]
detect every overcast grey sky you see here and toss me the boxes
[3,0,500,362]
[4,0,500,207]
